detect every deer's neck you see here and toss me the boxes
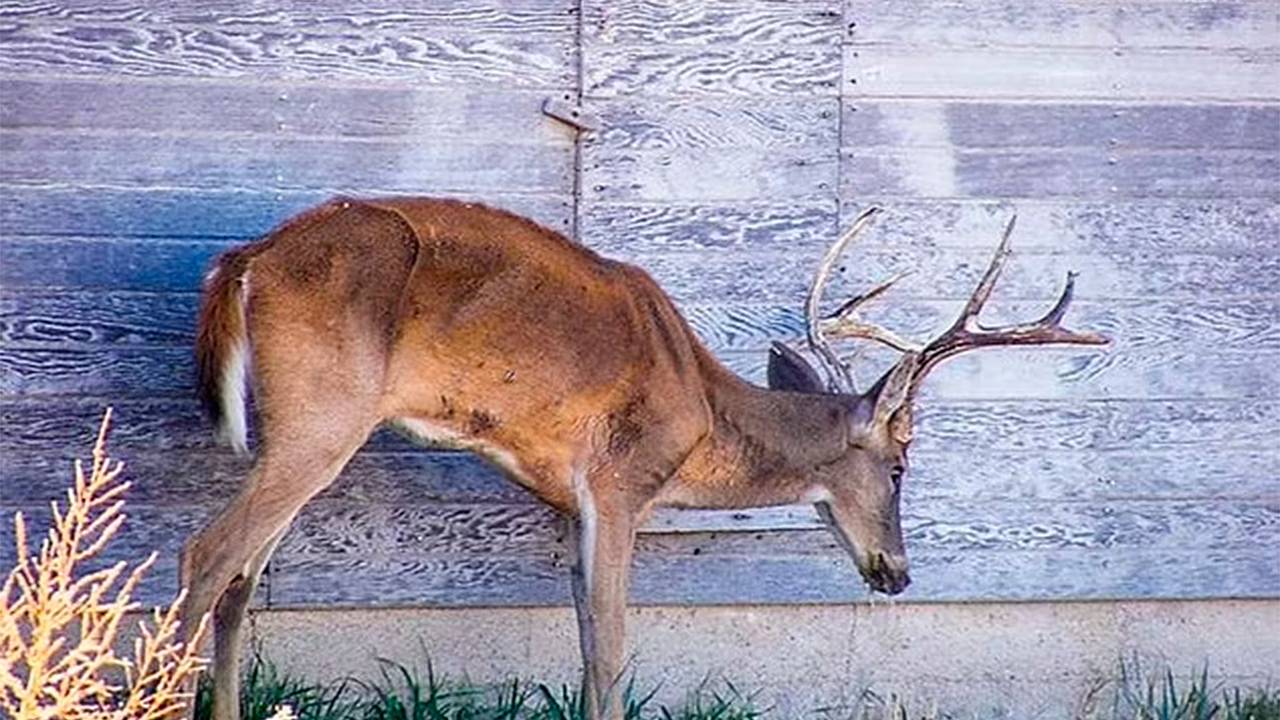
[667,362,849,508]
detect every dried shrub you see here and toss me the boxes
[1,409,209,719]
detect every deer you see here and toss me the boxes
[181,197,1107,720]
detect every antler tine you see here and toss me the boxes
[805,206,884,392]
[819,272,923,354]
[909,217,1109,396]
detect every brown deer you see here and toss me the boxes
[183,198,1106,720]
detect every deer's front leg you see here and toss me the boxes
[568,492,637,720]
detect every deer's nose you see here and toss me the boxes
[860,552,911,595]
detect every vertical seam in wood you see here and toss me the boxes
[570,0,588,242]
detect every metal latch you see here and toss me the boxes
[542,96,599,132]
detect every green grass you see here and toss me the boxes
[194,654,1278,720]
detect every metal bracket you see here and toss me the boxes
[542,96,599,133]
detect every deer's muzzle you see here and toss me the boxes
[860,552,911,595]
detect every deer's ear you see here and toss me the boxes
[767,342,826,394]
[864,352,920,428]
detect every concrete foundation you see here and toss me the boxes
[245,599,1278,718]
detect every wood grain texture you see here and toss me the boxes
[586,45,840,98]
[845,46,1279,101]
[5,398,1274,459]
[1,78,573,146]
[844,101,1280,151]
[582,199,1280,255]
[5,341,1275,403]
[588,97,838,151]
[262,545,1280,607]
[582,146,836,201]
[2,132,572,194]
[0,22,573,87]
[2,0,575,38]
[7,445,1277,509]
[13,291,1271,356]
[582,0,840,46]
[841,146,1278,199]
[845,0,1280,50]
[0,186,574,239]
[623,248,1280,304]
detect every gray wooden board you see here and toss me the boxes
[840,146,1279,200]
[1,78,573,147]
[843,101,1280,152]
[4,398,1276,458]
[844,0,1280,50]
[614,248,1280,304]
[8,503,1263,607]
[0,504,265,609]
[580,199,1280,255]
[581,146,836,202]
[4,342,1277,403]
[0,23,573,87]
[10,290,1273,356]
[1,132,572,194]
[585,46,841,98]
[0,186,575,238]
[587,97,838,151]
[259,498,1280,558]
[261,545,1280,607]
[6,445,1278,509]
[4,0,576,37]
[13,236,1272,306]
[582,0,840,46]
[845,46,1279,101]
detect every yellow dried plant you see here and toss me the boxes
[0,409,209,719]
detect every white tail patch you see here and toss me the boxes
[217,339,250,455]
[217,269,251,455]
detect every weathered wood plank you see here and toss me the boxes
[262,545,1280,607]
[0,504,229,608]
[6,440,1276,510]
[839,199,1280,252]
[845,46,1279,101]
[0,22,573,87]
[582,0,840,46]
[625,248,1280,304]
[582,199,1280,255]
[589,97,838,151]
[4,341,1275,403]
[265,498,1279,558]
[0,186,574,238]
[845,0,1280,50]
[843,101,1280,152]
[0,290,196,346]
[0,238,228,292]
[840,146,1279,199]
[585,46,840,98]
[0,78,573,146]
[0,0,575,37]
[581,146,836,201]
[4,398,1275,458]
[1,132,572,193]
[12,292,1271,357]
[679,300,1280,355]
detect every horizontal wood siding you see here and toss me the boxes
[1,0,1277,608]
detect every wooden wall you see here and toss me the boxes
[1,1,1276,609]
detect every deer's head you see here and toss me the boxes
[769,208,1108,595]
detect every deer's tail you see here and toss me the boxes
[195,249,254,455]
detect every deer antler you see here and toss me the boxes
[906,215,1109,399]
[805,207,882,392]
[804,210,1109,398]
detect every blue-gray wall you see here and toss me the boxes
[1,1,1277,608]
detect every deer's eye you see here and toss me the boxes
[889,465,905,493]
